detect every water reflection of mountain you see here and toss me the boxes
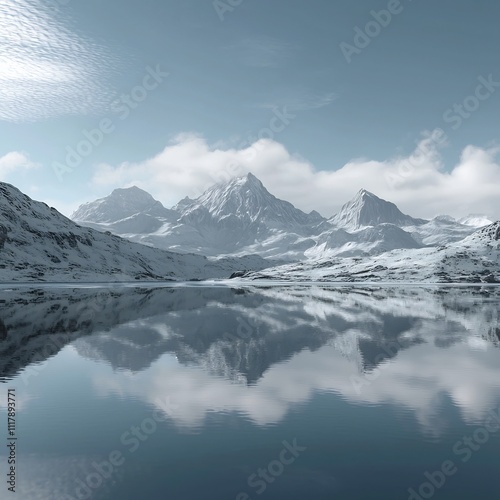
[0,285,499,382]
[0,286,241,380]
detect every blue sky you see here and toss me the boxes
[2,0,500,218]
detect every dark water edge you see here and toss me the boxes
[1,280,500,287]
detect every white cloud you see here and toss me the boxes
[91,131,500,219]
[0,0,114,122]
[0,151,38,178]
[89,337,500,435]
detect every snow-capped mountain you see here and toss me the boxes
[326,188,484,249]
[73,186,176,223]
[1,177,499,283]
[73,176,493,261]
[330,189,426,230]
[308,189,479,257]
[172,172,328,252]
[242,221,500,283]
[175,173,324,228]
[0,182,270,282]
[326,190,482,249]
[74,173,329,260]
[72,186,178,235]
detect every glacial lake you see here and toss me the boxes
[1,284,500,500]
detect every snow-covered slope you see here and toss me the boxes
[459,214,494,228]
[305,223,422,258]
[330,189,426,230]
[404,216,478,246]
[241,222,500,283]
[0,182,271,282]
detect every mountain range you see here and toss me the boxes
[72,172,493,261]
[0,174,498,282]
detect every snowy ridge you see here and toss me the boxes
[305,223,422,258]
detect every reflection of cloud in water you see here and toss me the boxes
[78,288,500,434]
[92,335,500,436]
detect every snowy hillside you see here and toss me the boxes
[305,223,422,258]
[241,222,500,283]
[403,216,479,246]
[0,182,271,282]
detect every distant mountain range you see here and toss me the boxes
[72,173,493,261]
[0,175,498,283]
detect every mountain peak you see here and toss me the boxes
[175,172,326,235]
[110,186,154,201]
[331,189,426,230]
[228,172,265,190]
[72,186,169,223]
[356,188,377,200]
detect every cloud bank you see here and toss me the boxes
[91,131,500,220]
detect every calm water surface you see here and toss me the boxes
[1,284,500,500]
